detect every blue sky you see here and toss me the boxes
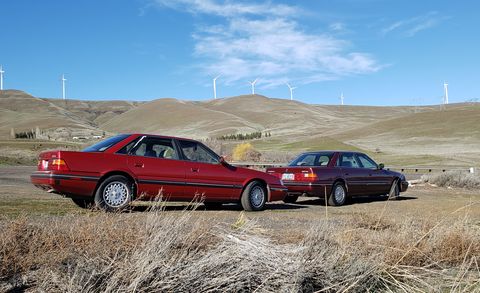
[0,0,479,105]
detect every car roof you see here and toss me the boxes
[301,150,366,155]
[129,133,197,142]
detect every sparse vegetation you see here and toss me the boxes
[422,171,480,189]
[0,206,479,292]
[218,131,267,141]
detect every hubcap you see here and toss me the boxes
[103,182,129,208]
[250,186,265,208]
[334,185,345,203]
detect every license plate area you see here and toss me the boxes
[281,173,295,180]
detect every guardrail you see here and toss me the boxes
[230,162,477,174]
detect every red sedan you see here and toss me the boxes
[31,134,287,211]
[267,151,408,206]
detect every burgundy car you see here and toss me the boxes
[31,134,287,211]
[267,151,408,206]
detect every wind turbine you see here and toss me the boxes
[248,78,258,95]
[0,65,4,90]
[286,83,297,100]
[213,75,220,99]
[340,92,344,105]
[443,81,449,104]
[61,74,67,100]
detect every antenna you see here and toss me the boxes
[61,74,67,100]
[0,65,4,90]
[286,83,297,100]
[248,78,259,95]
[340,92,344,105]
[213,75,220,99]
[443,81,449,105]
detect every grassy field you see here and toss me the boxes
[1,166,479,292]
[0,140,83,165]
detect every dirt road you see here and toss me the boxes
[1,166,478,231]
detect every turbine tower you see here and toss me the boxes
[286,83,297,100]
[213,75,220,99]
[340,92,344,105]
[443,81,449,105]
[61,74,67,100]
[0,65,4,90]
[248,78,258,95]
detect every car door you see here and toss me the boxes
[337,152,366,195]
[127,136,186,200]
[177,139,240,201]
[356,153,391,194]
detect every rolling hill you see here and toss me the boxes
[1,89,479,166]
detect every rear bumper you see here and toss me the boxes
[31,171,99,197]
[282,182,331,196]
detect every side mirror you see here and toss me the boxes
[219,156,227,165]
[378,163,384,170]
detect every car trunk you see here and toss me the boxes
[266,166,318,183]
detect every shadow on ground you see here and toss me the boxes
[129,202,307,212]
[296,194,417,206]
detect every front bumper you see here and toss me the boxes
[400,180,409,192]
[268,185,288,201]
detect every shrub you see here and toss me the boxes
[1,210,479,292]
[422,171,480,189]
[232,143,261,162]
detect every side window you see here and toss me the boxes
[338,153,360,168]
[179,140,219,164]
[317,155,330,166]
[357,154,377,169]
[132,138,178,160]
[294,154,316,166]
[117,137,143,154]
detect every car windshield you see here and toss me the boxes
[82,134,130,152]
[289,152,334,167]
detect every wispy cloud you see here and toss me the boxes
[152,0,381,87]
[382,11,447,37]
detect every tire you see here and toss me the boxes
[283,195,299,204]
[204,202,223,210]
[71,197,94,209]
[328,182,347,206]
[388,179,400,200]
[240,181,267,211]
[94,175,133,212]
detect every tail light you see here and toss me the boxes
[296,172,318,181]
[48,158,70,171]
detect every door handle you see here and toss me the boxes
[191,168,199,172]
[344,173,349,176]
[134,163,144,168]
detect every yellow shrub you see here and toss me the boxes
[232,143,253,161]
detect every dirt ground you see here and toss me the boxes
[1,166,479,237]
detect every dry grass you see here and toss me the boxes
[422,171,480,190]
[1,203,479,292]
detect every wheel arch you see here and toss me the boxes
[93,170,138,199]
[239,178,269,201]
[332,177,347,192]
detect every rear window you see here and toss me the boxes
[289,152,334,167]
[82,134,130,152]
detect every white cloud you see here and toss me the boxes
[153,0,381,87]
[154,0,299,17]
[382,11,446,37]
